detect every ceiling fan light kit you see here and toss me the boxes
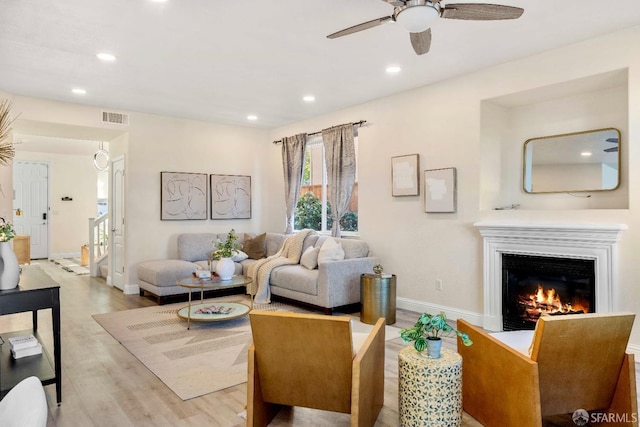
[396,2,440,32]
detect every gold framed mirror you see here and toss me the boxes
[523,128,621,194]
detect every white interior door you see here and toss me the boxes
[111,156,125,290]
[13,161,49,259]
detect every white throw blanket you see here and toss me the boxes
[248,229,314,303]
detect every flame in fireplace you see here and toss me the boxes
[533,286,563,311]
[519,284,589,321]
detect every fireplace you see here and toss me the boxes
[474,222,626,331]
[502,253,595,330]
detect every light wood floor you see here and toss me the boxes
[0,261,637,427]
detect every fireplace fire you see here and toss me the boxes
[518,284,590,323]
[502,254,595,330]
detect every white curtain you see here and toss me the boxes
[281,133,307,234]
[322,123,356,237]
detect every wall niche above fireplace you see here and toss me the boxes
[480,68,628,211]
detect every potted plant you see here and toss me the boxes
[211,229,241,281]
[0,218,20,290]
[400,311,473,359]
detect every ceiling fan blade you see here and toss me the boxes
[327,16,393,39]
[441,3,524,20]
[605,137,619,143]
[410,29,432,55]
[603,147,618,153]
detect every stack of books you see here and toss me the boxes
[8,334,43,359]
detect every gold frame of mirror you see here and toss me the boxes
[523,127,621,194]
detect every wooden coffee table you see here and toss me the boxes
[176,275,254,329]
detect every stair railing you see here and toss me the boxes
[88,214,109,276]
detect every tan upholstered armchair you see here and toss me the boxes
[247,310,386,427]
[457,312,638,427]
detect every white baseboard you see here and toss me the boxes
[397,297,640,357]
[396,297,484,327]
[50,252,81,259]
[123,284,139,295]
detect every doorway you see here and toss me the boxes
[13,161,49,259]
[110,155,125,291]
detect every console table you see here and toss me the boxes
[0,265,61,405]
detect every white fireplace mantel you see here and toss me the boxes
[474,222,627,331]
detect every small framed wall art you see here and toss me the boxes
[210,174,252,219]
[424,167,457,213]
[391,154,420,196]
[160,171,208,220]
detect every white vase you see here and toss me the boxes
[215,257,235,281]
[0,241,21,290]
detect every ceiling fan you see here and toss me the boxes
[327,0,524,55]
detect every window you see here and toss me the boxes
[294,136,358,234]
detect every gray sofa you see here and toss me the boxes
[136,232,378,312]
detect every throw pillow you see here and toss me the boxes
[317,237,345,264]
[244,233,266,259]
[300,246,320,270]
[231,250,249,262]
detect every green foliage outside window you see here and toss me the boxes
[339,211,358,231]
[294,192,358,232]
[294,192,324,231]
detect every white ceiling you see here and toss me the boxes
[1,0,640,133]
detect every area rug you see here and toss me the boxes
[93,295,400,400]
[50,257,89,275]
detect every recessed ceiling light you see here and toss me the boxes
[581,152,592,157]
[96,52,116,62]
[72,88,87,95]
[303,95,316,103]
[386,65,402,74]
[247,115,258,121]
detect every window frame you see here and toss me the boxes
[294,135,359,237]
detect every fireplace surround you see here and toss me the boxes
[474,222,627,331]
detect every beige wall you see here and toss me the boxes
[123,112,270,285]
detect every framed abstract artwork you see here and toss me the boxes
[424,167,457,213]
[391,154,420,196]
[210,174,251,219]
[160,172,208,220]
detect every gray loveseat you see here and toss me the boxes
[136,232,378,312]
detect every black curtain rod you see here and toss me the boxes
[272,120,367,145]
